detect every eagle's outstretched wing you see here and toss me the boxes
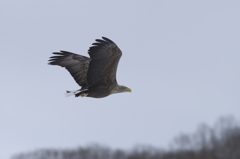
[48,50,90,89]
[87,37,122,87]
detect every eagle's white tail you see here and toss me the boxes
[65,90,81,97]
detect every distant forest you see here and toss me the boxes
[12,116,240,159]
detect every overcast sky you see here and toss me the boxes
[1,0,240,158]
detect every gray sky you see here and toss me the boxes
[1,0,240,158]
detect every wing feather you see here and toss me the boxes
[48,50,90,89]
[87,37,122,87]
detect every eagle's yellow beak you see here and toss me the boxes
[127,88,132,92]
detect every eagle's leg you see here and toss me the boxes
[75,91,88,97]
[79,93,88,97]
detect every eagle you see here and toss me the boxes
[48,37,131,98]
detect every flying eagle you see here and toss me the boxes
[48,37,131,98]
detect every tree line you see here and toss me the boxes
[12,116,240,159]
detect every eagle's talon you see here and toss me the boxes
[79,93,88,97]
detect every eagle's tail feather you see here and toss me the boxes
[65,90,81,97]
